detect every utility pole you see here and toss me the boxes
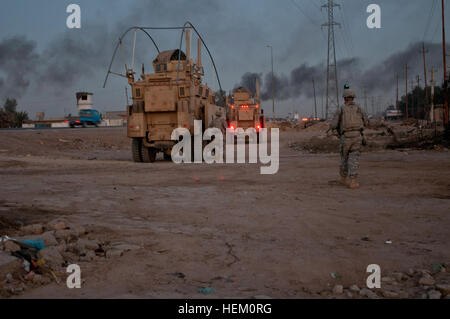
[405,64,409,119]
[430,68,436,123]
[421,43,429,115]
[396,74,399,110]
[312,78,318,119]
[442,0,449,126]
[364,87,368,113]
[416,75,421,118]
[377,96,384,113]
[321,91,325,119]
[266,45,275,120]
[371,96,375,117]
[411,80,416,119]
[321,0,341,120]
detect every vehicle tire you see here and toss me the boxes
[131,138,143,163]
[141,144,157,163]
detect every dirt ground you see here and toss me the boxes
[0,127,449,298]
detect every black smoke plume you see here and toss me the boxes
[237,41,446,102]
[0,36,39,99]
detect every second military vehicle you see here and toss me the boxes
[228,79,265,132]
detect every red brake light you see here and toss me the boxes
[129,125,134,129]
[76,121,80,123]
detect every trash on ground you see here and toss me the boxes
[198,287,215,295]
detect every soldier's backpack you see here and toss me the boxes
[340,103,364,133]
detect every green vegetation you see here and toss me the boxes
[0,98,29,128]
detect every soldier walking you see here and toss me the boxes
[209,109,228,136]
[330,85,368,189]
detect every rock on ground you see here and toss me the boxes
[21,224,44,235]
[418,276,436,286]
[48,220,67,231]
[360,288,379,299]
[37,247,64,270]
[382,290,399,299]
[0,252,22,279]
[40,231,58,247]
[435,284,450,296]
[349,285,360,292]
[54,229,77,243]
[77,238,99,251]
[332,285,344,294]
[2,241,20,253]
[428,290,442,299]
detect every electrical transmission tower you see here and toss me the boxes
[321,0,341,120]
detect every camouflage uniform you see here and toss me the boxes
[331,100,368,178]
[209,110,228,136]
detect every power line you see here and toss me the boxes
[290,0,321,26]
[311,0,322,10]
[339,1,355,58]
[431,7,443,43]
[336,26,350,59]
[423,0,438,42]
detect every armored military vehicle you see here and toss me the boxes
[104,25,225,162]
[228,79,265,132]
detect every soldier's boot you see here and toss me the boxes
[348,177,360,189]
[340,176,347,186]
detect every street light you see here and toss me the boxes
[266,45,275,120]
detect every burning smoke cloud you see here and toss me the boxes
[0,30,112,99]
[0,36,39,99]
[0,0,224,102]
[238,42,446,102]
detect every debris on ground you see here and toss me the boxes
[288,120,449,153]
[198,287,215,295]
[0,218,142,297]
[321,262,450,299]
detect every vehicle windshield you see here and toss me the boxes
[80,111,94,117]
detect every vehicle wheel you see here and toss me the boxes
[131,138,143,163]
[141,144,157,163]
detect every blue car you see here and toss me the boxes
[68,109,101,128]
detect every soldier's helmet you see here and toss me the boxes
[343,84,356,99]
[215,110,222,117]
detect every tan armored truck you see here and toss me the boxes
[121,29,224,162]
[228,80,265,132]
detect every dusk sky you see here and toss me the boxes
[0,0,449,118]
